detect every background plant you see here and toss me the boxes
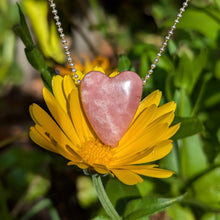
[0,0,219,219]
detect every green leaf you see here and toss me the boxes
[14,3,55,91]
[167,204,195,220]
[20,198,60,220]
[25,175,50,202]
[25,46,54,89]
[214,60,220,79]
[173,50,206,95]
[193,167,220,209]
[118,54,133,72]
[160,142,180,174]
[76,176,97,208]
[105,178,140,207]
[187,50,207,95]
[14,3,34,49]
[136,180,154,198]
[172,117,204,140]
[174,89,192,117]
[123,194,185,220]
[175,9,220,42]
[181,134,208,178]
[201,213,220,220]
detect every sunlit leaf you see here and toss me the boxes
[193,167,220,208]
[123,194,185,220]
[172,117,204,140]
[173,9,220,43]
[201,212,220,220]
[181,134,208,178]
[167,204,195,220]
[118,54,133,72]
[105,178,140,214]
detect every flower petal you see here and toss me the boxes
[63,75,77,100]
[118,105,157,150]
[149,111,175,127]
[68,161,89,169]
[133,90,162,121]
[43,87,80,145]
[133,140,173,164]
[154,101,176,120]
[160,123,181,140]
[111,169,143,185]
[52,75,67,113]
[133,167,175,178]
[29,103,79,151]
[69,88,94,141]
[29,126,57,153]
[115,123,169,157]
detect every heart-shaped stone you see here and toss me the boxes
[80,71,143,147]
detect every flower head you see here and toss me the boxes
[56,55,116,81]
[29,74,180,185]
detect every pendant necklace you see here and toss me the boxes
[29,0,190,186]
[47,0,190,147]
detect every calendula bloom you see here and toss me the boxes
[29,73,180,185]
[56,55,115,80]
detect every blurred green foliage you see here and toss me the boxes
[0,0,220,219]
[0,0,22,93]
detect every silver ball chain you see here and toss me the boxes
[143,0,191,85]
[48,0,190,85]
[48,0,81,83]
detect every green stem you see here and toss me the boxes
[92,175,121,220]
[191,73,212,116]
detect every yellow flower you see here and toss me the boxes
[56,55,116,80]
[29,74,180,185]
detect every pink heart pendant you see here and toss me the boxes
[80,71,143,147]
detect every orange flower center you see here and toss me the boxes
[79,139,114,166]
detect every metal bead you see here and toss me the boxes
[171,25,176,29]
[151,64,156,69]
[56,21,61,26]
[69,63,74,67]
[168,30,173,35]
[183,2,188,7]
[67,57,72,61]
[142,80,146,85]
[154,58,159,63]
[71,68,76,72]
[52,9,57,14]
[74,74,78,78]
[64,45,68,49]
[145,74,151,79]
[174,19,179,23]
[148,69,153,74]
[165,36,170,40]
[65,51,70,55]
[157,53,162,57]
[180,8,185,13]
[62,39,67,44]
[60,33,65,38]
[50,3,55,7]
[163,42,167,46]
[54,15,59,20]
[58,27,63,33]
[77,79,81,84]
[177,13,182,18]
[160,47,165,52]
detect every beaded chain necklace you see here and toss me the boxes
[48,0,191,85]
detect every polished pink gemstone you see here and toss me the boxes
[80,71,143,147]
